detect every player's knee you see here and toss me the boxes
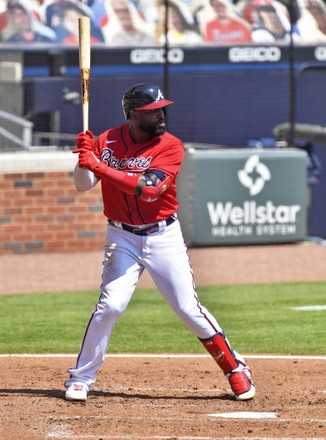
[174,302,197,321]
[97,298,127,318]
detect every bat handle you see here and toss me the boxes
[82,105,89,133]
[81,104,89,132]
[80,67,90,133]
[79,16,91,133]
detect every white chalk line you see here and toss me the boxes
[47,435,326,440]
[1,353,326,360]
[46,431,326,440]
[48,415,326,424]
[47,415,326,440]
[290,305,326,311]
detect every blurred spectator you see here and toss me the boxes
[237,0,302,42]
[44,0,86,28]
[44,0,104,44]
[1,1,48,24]
[155,0,203,44]
[276,0,301,23]
[84,0,108,28]
[198,0,253,44]
[189,0,211,27]
[25,0,47,23]
[46,0,108,30]
[305,0,326,35]
[102,0,155,46]
[131,0,160,25]
[291,0,326,42]
[3,0,56,42]
[0,1,12,41]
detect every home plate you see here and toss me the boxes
[208,412,278,419]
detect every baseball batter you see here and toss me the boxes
[65,83,256,402]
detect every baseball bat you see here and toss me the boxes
[78,16,91,132]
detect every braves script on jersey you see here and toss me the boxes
[95,124,184,225]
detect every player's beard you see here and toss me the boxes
[139,119,166,136]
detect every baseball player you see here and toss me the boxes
[65,83,256,402]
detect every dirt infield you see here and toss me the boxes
[0,355,325,440]
[0,242,326,439]
[1,242,326,295]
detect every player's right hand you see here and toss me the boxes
[75,130,96,151]
[73,149,101,172]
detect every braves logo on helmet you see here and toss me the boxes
[155,89,164,102]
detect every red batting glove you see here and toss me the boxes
[73,149,102,173]
[75,130,96,151]
[73,148,140,190]
[73,149,111,180]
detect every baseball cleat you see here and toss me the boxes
[65,383,88,401]
[228,371,256,401]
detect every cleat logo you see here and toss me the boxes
[238,155,271,196]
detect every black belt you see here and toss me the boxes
[109,215,176,236]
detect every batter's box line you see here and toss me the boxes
[46,431,326,440]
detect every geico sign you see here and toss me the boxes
[315,46,326,61]
[229,47,281,62]
[130,48,184,64]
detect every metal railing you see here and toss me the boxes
[0,110,76,151]
[0,110,33,150]
[32,131,76,149]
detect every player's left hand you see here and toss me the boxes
[75,130,96,151]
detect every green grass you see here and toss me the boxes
[0,282,325,355]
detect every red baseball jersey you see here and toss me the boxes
[94,123,184,225]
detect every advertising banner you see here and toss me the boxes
[177,146,307,246]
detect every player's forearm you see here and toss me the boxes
[92,162,140,195]
[94,163,172,202]
[75,149,170,201]
[73,163,99,192]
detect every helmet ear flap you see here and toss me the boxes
[122,84,145,120]
[122,85,138,120]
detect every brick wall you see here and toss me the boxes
[0,152,105,254]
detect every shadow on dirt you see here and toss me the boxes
[0,388,234,401]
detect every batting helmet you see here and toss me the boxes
[122,84,174,120]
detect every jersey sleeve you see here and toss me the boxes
[148,136,184,181]
[73,162,99,191]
